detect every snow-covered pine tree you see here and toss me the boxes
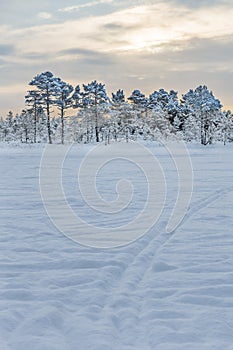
[215,110,233,144]
[128,89,146,106]
[147,102,173,140]
[128,89,148,118]
[72,85,82,109]
[25,90,42,143]
[127,89,152,139]
[72,85,90,143]
[16,109,34,143]
[80,80,109,142]
[0,117,4,142]
[166,90,180,126]
[53,78,73,144]
[29,71,59,144]
[108,89,126,141]
[3,111,16,142]
[35,106,47,142]
[182,86,222,144]
[112,89,125,105]
[148,89,180,127]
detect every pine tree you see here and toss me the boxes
[182,86,222,144]
[4,111,15,142]
[80,80,109,142]
[17,110,34,143]
[112,89,125,105]
[216,110,233,145]
[128,89,147,106]
[53,78,73,144]
[148,89,180,126]
[25,90,42,143]
[29,72,58,144]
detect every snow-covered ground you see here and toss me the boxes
[0,142,233,350]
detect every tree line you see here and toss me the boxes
[0,71,232,145]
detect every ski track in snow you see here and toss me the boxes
[0,143,233,350]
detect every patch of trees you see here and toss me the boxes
[0,71,232,145]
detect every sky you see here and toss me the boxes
[0,0,233,116]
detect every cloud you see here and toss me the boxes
[58,0,115,13]
[167,0,232,7]
[103,23,124,31]
[166,36,233,69]
[128,36,233,85]
[59,48,99,56]
[1,0,233,114]
[57,47,114,66]
[22,51,54,62]
[38,12,52,19]
[0,44,15,56]
[3,1,233,59]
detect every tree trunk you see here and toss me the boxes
[61,107,64,144]
[25,127,28,143]
[34,104,37,143]
[46,91,52,144]
[95,106,99,142]
[201,113,206,145]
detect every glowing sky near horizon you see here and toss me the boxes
[0,0,233,116]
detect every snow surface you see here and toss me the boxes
[0,142,233,349]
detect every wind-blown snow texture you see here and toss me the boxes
[0,143,233,350]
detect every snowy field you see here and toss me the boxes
[0,142,233,350]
